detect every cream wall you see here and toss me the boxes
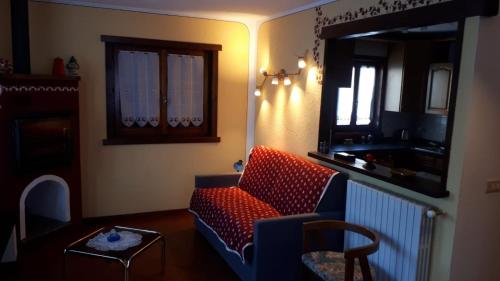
[255,1,484,280]
[450,12,500,281]
[256,8,320,156]
[0,0,12,61]
[27,2,249,217]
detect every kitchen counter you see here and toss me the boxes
[308,151,449,198]
[331,142,445,157]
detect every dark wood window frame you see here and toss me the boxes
[101,35,222,145]
[333,57,385,133]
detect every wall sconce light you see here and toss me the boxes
[298,57,306,69]
[283,76,292,86]
[271,77,279,85]
[255,52,307,96]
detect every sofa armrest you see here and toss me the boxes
[315,172,348,214]
[252,212,344,281]
[195,173,242,188]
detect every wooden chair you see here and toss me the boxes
[302,220,380,281]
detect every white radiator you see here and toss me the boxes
[345,180,435,281]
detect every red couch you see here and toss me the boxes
[189,146,347,281]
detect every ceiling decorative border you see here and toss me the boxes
[312,0,452,84]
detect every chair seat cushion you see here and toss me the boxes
[302,251,373,281]
[189,187,281,262]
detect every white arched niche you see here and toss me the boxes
[19,175,71,240]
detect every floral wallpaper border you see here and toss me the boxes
[312,0,452,83]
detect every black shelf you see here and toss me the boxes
[308,151,450,198]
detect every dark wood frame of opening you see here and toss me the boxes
[101,35,222,145]
[315,0,498,196]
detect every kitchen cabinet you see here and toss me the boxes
[415,153,444,175]
[329,39,355,87]
[384,41,431,113]
[425,63,453,115]
[384,43,405,112]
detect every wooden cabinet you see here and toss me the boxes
[384,43,405,112]
[425,63,453,115]
[384,41,431,113]
[415,153,444,175]
[401,41,432,113]
[329,39,355,87]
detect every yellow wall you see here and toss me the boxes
[255,1,483,280]
[256,8,321,156]
[27,2,249,217]
[0,0,12,61]
[255,0,435,155]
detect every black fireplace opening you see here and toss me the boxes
[14,114,73,172]
[21,176,71,240]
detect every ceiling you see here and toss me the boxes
[38,0,337,22]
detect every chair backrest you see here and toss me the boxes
[303,220,380,281]
[239,146,339,215]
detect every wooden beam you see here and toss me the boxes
[101,35,222,51]
[463,0,499,17]
[10,0,31,74]
[320,0,498,39]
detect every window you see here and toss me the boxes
[334,60,382,131]
[101,36,221,145]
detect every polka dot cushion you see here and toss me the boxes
[240,146,338,215]
[238,146,283,205]
[190,187,281,261]
[269,153,337,215]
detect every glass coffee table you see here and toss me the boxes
[63,226,165,281]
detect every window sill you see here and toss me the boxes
[308,151,450,198]
[102,136,221,145]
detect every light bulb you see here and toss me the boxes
[254,88,261,97]
[298,57,306,69]
[259,67,267,74]
[283,77,292,86]
[271,77,279,85]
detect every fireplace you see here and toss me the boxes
[19,175,71,240]
[0,75,81,252]
[1,2,81,261]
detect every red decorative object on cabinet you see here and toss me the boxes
[52,57,66,77]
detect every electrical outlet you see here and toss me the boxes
[486,180,500,194]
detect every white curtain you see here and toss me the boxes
[167,54,204,127]
[117,51,160,127]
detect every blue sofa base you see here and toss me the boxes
[193,212,345,281]
[194,217,252,279]
[192,168,348,281]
